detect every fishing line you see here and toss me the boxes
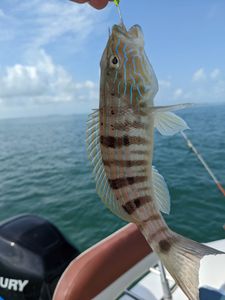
[181,131,225,197]
[113,0,124,25]
[117,5,123,24]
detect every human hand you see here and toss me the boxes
[71,0,113,10]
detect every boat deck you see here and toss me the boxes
[119,263,187,300]
[119,239,225,300]
[53,224,225,300]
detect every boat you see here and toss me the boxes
[0,214,80,300]
[0,215,224,300]
[53,223,225,300]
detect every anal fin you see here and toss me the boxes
[152,166,170,214]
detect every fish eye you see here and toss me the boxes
[109,55,120,69]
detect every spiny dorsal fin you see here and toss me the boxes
[86,110,131,222]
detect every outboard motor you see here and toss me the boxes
[0,215,80,300]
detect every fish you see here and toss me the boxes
[86,23,224,300]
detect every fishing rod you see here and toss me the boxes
[158,261,173,300]
[181,131,225,197]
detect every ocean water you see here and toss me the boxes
[0,104,225,252]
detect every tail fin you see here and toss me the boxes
[141,228,224,300]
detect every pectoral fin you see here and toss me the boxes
[154,111,190,136]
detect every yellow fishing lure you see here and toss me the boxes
[114,0,120,7]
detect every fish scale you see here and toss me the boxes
[100,103,167,233]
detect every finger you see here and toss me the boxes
[71,0,87,3]
[88,0,109,9]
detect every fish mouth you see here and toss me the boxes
[111,23,127,37]
[112,23,144,41]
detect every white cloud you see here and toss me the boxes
[210,68,221,79]
[192,68,206,81]
[0,0,109,118]
[0,0,107,51]
[173,88,183,99]
[158,80,171,88]
[30,2,96,49]
[188,69,225,103]
[212,79,225,99]
[0,50,98,106]
[157,68,225,104]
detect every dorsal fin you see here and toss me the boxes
[86,110,131,222]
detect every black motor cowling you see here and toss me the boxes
[0,215,80,300]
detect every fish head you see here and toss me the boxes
[100,23,158,108]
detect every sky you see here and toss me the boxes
[0,0,225,119]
